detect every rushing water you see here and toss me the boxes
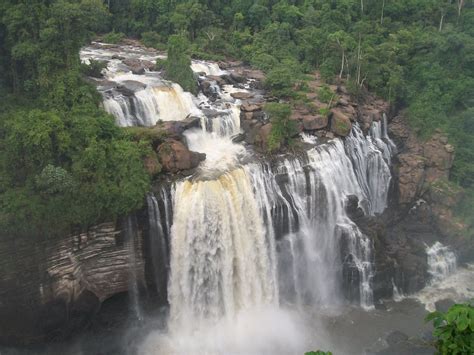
[78,42,418,354]
[426,242,457,284]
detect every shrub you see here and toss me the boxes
[163,35,197,94]
[80,59,107,78]
[265,102,297,151]
[318,85,334,104]
[265,65,297,98]
[141,31,163,48]
[425,302,474,354]
[102,31,125,44]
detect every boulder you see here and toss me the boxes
[143,153,161,176]
[157,139,206,173]
[258,123,274,149]
[122,58,154,75]
[241,102,263,112]
[330,109,352,136]
[386,331,409,346]
[230,72,246,83]
[207,75,227,86]
[231,92,254,100]
[200,80,218,98]
[435,299,455,313]
[302,115,328,131]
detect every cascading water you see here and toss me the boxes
[146,193,169,301]
[124,216,143,321]
[81,42,399,354]
[345,117,395,215]
[426,242,457,283]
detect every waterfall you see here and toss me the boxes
[345,118,395,215]
[124,216,143,320]
[167,169,278,329]
[81,42,398,318]
[426,242,457,284]
[146,193,169,301]
[191,61,228,76]
[103,84,202,127]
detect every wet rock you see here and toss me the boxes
[230,72,246,83]
[386,330,409,346]
[330,109,352,136]
[241,102,263,112]
[435,298,455,313]
[157,139,206,173]
[199,80,216,98]
[255,123,273,150]
[302,115,328,131]
[206,75,227,86]
[122,58,154,75]
[231,92,254,100]
[120,80,147,92]
[232,133,246,143]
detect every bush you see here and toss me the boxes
[102,31,125,44]
[265,102,297,151]
[163,34,198,94]
[80,59,107,78]
[425,302,474,354]
[265,65,297,98]
[141,31,163,48]
[318,85,334,104]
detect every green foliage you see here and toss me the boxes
[318,85,334,104]
[80,59,107,78]
[163,34,197,94]
[305,351,332,355]
[141,31,164,49]
[0,108,150,237]
[425,302,474,354]
[265,103,297,152]
[265,65,298,98]
[102,31,125,44]
[319,107,330,117]
[0,1,150,238]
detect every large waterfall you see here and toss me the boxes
[81,42,397,354]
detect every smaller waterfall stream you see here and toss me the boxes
[426,242,457,283]
[124,216,143,321]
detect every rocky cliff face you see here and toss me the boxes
[348,113,473,301]
[0,221,145,345]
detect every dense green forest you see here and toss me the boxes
[0,0,473,236]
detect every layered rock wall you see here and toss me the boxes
[0,221,144,344]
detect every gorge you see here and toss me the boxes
[0,41,473,355]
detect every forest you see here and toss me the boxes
[0,0,473,236]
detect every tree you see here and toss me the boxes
[164,34,197,94]
[265,102,297,152]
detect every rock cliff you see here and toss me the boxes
[0,221,145,344]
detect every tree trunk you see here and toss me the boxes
[439,13,445,32]
[381,0,385,25]
[360,0,364,15]
[339,51,345,79]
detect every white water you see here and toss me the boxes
[124,216,143,321]
[426,242,457,284]
[415,263,474,312]
[345,117,395,215]
[81,42,402,354]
